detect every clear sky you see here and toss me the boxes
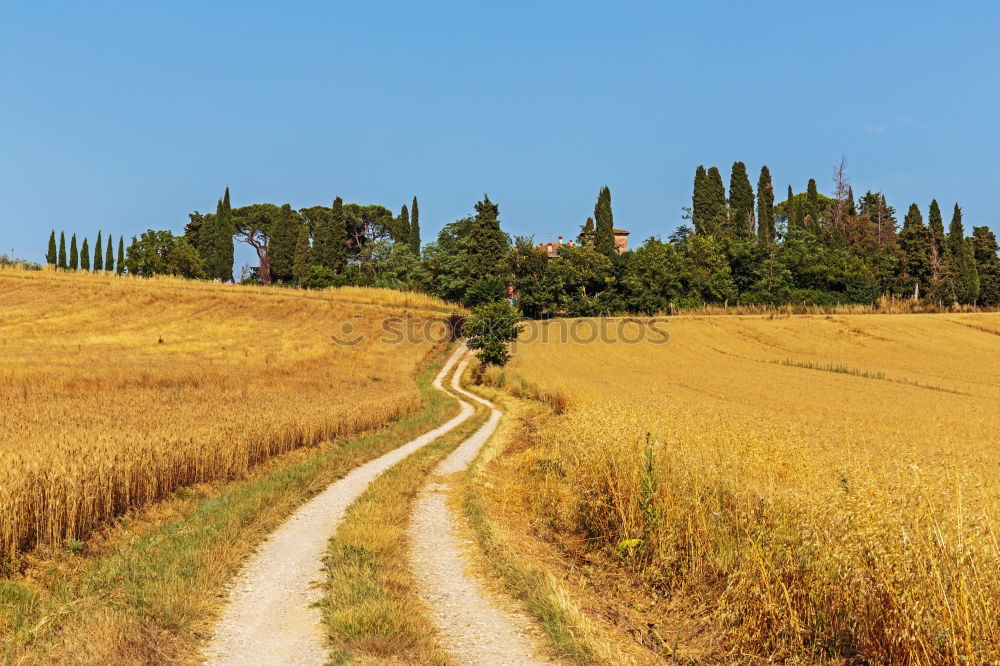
[2,1,998,267]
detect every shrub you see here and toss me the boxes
[464,301,522,366]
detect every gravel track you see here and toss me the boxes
[408,358,552,665]
[203,345,472,665]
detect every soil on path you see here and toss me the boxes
[203,345,472,665]
[408,359,553,665]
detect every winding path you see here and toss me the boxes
[203,345,472,665]
[408,357,552,665]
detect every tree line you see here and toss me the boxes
[681,160,997,309]
[41,165,1000,315]
[44,230,125,274]
[411,164,999,315]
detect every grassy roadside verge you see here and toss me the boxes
[0,346,459,665]
[459,380,655,666]
[321,390,489,664]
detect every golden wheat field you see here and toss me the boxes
[0,267,452,564]
[489,314,1000,664]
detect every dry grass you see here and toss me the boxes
[0,267,454,564]
[484,313,1000,664]
[0,354,460,664]
[458,384,660,666]
[669,293,992,316]
[320,398,488,665]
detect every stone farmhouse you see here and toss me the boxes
[535,229,630,258]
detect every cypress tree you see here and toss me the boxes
[69,234,78,270]
[594,186,616,257]
[805,179,820,228]
[409,196,421,256]
[785,186,796,231]
[926,199,948,300]
[292,222,312,284]
[215,187,234,282]
[330,196,349,272]
[58,232,67,268]
[94,232,103,271]
[948,204,980,304]
[579,217,596,246]
[728,161,755,239]
[269,204,298,282]
[106,235,115,273]
[196,213,216,269]
[899,203,931,298]
[310,206,335,271]
[972,226,1000,306]
[947,204,965,259]
[928,199,945,252]
[80,239,90,271]
[756,166,775,244]
[396,204,410,244]
[692,165,707,234]
[46,231,57,265]
[702,167,728,236]
[846,187,857,216]
[204,201,222,279]
[116,237,124,274]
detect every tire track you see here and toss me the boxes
[203,344,472,665]
[408,357,552,665]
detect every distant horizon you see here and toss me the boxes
[2,1,998,264]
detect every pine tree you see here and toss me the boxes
[858,192,898,248]
[116,237,124,274]
[94,232,103,271]
[409,196,421,256]
[107,236,115,273]
[80,238,90,271]
[69,234,78,270]
[702,167,728,236]
[692,165,707,234]
[292,222,312,284]
[756,166,775,244]
[330,196,349,272]
[594,186,616,257]
[58,232,67,268]
[805,178,820,228]
[948,204,980,304]
[728,161,755,239]
[269,203,298,282]
[46,231,57,265]
[465,194,510,282]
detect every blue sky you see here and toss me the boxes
[2,1,998,267]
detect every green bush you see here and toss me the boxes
[464,301,523,367]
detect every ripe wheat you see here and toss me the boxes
[0,267,452,563]
[491,314,1000,663]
